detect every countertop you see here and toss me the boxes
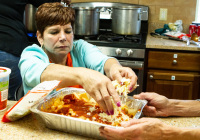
[1,101,200,140]
[146,34,200,52]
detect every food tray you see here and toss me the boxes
[30,88,147,139]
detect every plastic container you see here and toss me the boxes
[0,67,11,111]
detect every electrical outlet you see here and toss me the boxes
[159,8,168,20]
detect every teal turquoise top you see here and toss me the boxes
[19,39,112,94]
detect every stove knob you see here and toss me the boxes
[115,48,122,55]
[127,49,133,56]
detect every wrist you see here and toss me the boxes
[73,67,87,86]
[162,125,182,140]
[104,59,121,78]
[167,99,192,116]
[163,126,200,140]
[175,128,200,140]
[165,99,176,116]
[110,63,121,70]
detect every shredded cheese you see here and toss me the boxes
[112,78,131,97]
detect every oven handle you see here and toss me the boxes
[118,60,144,69]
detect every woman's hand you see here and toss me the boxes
[99,118,178,140]
[79,68,120,115]
[109,63,138,92]
[134,92,170,117]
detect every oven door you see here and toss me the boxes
[118,60,144,96]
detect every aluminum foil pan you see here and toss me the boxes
[30,88,147,140]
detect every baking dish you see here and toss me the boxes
[30,88,147,139]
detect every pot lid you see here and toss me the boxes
[113,6,142,10]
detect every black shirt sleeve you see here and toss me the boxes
[27,0,61,8]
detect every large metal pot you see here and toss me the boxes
[24,4,37,33]
[112,6,142,35]
[74,7,100,36]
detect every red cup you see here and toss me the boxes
[189,24,197,35]
[197,25,200,37]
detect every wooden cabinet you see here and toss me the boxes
[148,51,200,71]
[145,50,200,100]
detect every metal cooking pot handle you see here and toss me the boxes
[138,13,141,20]
[98,7,112,13]
[107,8,112,14]
[138,11,147,20]
[96,7,102,13]
[95,7,101,13]
[141,11,148,14]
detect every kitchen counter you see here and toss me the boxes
[1,101,200,139]
[146,34,200,52]
[0,101,95,140]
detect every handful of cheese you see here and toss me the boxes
[112,78,131,97]
[112,78,138,97]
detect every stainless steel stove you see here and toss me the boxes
[72,2,149,95]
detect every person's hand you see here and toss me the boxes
[99,118,176,140]
[80,68,120,115]
[109,64,138,92]
[134,92,170,117]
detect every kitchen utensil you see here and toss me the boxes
[73,7,100,36]
[150,32,183,41]
[187,40,200,47]
[112,6,142,35]
[151,32,200,47]
[191,33,199,42]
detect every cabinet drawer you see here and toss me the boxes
[148,51,200,71]
[147,71,198,81]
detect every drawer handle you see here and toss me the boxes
[149,75,153,79]
[172,60,177,64]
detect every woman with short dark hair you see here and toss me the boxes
[0,0,71,100]
[19,2,138,115]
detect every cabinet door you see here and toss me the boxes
[146,71,200,100]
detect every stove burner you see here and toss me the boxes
[74,35,98,40]
[73,31,144,44]
[97,33,141,43]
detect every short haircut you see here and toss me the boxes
[35,2,75,36]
